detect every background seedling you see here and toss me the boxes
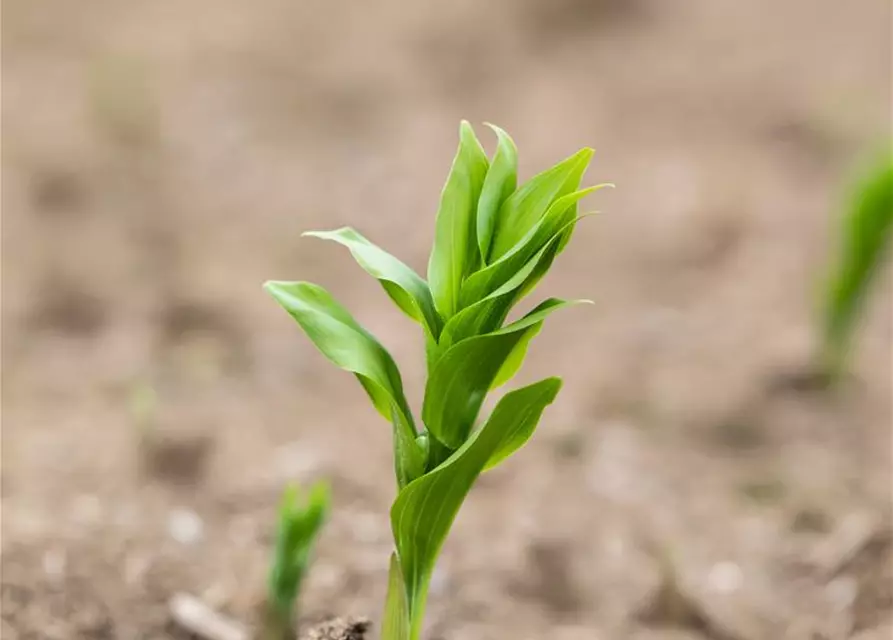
[266,121,608,639]
[263,482,330,640]
[820,156,893,380]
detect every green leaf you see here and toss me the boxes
[381,553,410,640]
[392,377,562,636]
[488,147,594,261]
[265,281,423,485]
[421,298,577,448]
[555,183,613,255]
[303,227,443,339]
[477,124,518,263]
[489,320,543,390]
[491,298,592,391]
[460,187,607,309]
[823,158,893,376]
[427,121,490,319]
[439,227,571,352]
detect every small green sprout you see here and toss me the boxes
[821,155,893,379]
[264,482,330,640]
[265,121,608,639]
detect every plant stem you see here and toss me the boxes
[409,578,432,640]
[259,597,295,640]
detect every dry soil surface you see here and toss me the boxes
[2,0,891,639]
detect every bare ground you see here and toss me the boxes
[2,0,891,638]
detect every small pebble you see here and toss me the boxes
[71,494,102,526]
[826,575,858,612]
[42,549,66,580]
[168,508,204,545]
[707,561,743,594]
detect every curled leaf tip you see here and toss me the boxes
[483,122,510,136]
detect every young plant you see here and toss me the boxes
[821,156,893,379]
[263,482,330,640]
[265,122,609,639]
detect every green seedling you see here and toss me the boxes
[821,155,893,379]
[264,482,330,640]
[265,121,609,639]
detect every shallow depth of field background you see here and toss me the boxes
[2,1,891,638]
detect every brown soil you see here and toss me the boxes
[301,618,370,640]
[2,0,891,639]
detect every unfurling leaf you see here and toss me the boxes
[461,187,607,309]
[439,222,579,351]
[427,121,489,319]
[477,124,518,263]
[488,147,594,261]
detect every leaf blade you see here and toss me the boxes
[477,124,518,263]
[488,147,593,260]
[460,187,608,309]
[265,281,423,484]
[421,298,577,448]
[392,378,562,632]
[303,227,442,338]
[381,553,411,640]
[427,121,490,319]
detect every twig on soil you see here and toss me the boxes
[169,592,248,640]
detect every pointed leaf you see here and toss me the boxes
[491,298,592,390]
[392,378,562,631]
[438,234,561,353]
[265,281,423,484]
[555,183,614,255]
[490,321,543,390]
[477,124,518,262]
[303,227,442,338]
[421,298,575,448]
[442,210,596,356]
[461,187,607,309]
[381,553,410,640]
[427,121,489,319]
[488,147,593,260]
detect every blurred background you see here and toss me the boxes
[2,0,891,638]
